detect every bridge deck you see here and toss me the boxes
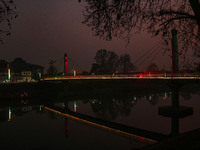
[42,75,200,81]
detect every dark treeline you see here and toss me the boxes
[90,49,136,75]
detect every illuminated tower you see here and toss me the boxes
[64,53,67,75]
[171,29,179,75]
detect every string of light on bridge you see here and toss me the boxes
[42,74,200,81]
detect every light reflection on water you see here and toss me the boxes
[0,84,200,149]
[0,108,150,149]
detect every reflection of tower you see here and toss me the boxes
[74,101,77,112]
[8,107,11,121]
[158,84,193,135]
[64,53,67,76]
[64,101,69,138]
[65,117,68,138]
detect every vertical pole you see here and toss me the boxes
[65,117,68,138]
[64,53,67,76]
[171,29,179,76]
[73,70,76,77]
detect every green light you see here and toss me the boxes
[9,107,11,113]
[38,73,41,80]
[74,101,77,112]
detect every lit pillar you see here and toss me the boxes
[73,70,76,77]
[38,73,41,80]
[64,53,67,76]
[171,29,179,75]
[8,69,11,82]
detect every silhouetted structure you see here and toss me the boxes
[0,58,43,82]
[171,29,179,75]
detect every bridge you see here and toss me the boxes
[42,29,199,82]
[42,73,200,81]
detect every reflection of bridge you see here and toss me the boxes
[42,105,166,143]
[40,83,195,145]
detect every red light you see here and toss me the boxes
[140,137,145,142]
[139,75,143,78]
[171,41,173,76]
[64,55,67,75]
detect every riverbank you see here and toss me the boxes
[140,129,200,150]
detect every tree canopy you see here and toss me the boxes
[0,0,18,43]
[80,0,200,55]
[91,49,136,74]
[147,63,159,72]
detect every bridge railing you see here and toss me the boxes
[41,72,200,81]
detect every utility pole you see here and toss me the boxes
[49,59,56,76]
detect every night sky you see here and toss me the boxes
[0,0,171,73]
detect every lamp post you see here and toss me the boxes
[8,68,11,82]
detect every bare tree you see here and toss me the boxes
[0,0,18,43]
[80,0,200,56]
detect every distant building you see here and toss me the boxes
[0,60,8,73]
[0,58,43,82]
[0,60,9,82]
[21,71,32,82]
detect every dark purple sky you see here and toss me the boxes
[0,0,171,73]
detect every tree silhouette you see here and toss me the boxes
[91,49,118,74]
[80,0,200,55]
[0,0,18,43]
[90,49,136,74]
[90,98,136,121]
[118,54,136,73]
[147,63,159,72]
